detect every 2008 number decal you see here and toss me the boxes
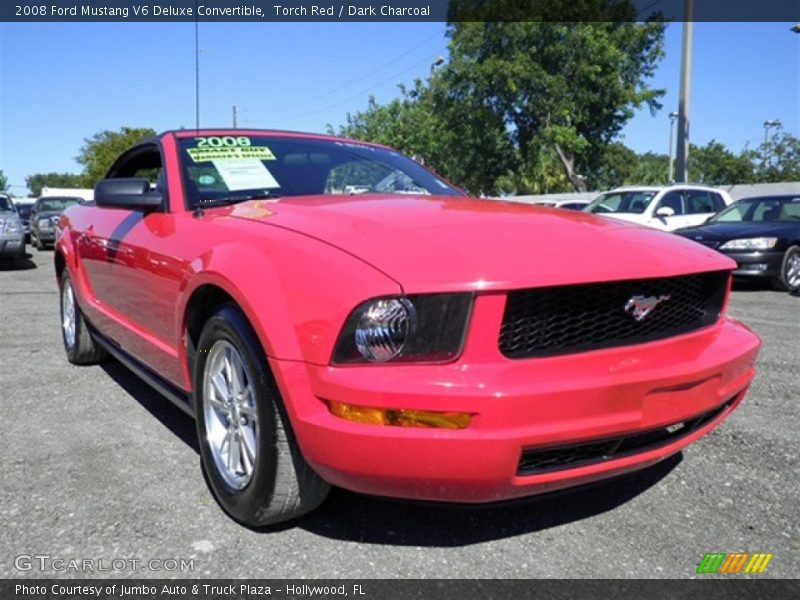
[195,136,252,148]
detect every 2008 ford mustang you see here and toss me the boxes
[55,129,761,526]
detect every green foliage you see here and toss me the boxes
[443,20,665,192]
[76,126,157,187]
[0,169,8,192]
[688,140,756,185]
[337,15,665,195]
[758,128,800,183]
[25,172,84,197]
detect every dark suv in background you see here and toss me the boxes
[30,196,82,250]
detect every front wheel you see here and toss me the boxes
[773,245,800,292]
[193,305,329,527]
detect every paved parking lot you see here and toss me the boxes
[1,249,798,579]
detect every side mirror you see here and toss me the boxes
[655,206,675,218]
[94,178,162,210]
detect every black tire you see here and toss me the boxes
[772,245,800,293]
[193,304,329,527]
[60,271,108,365]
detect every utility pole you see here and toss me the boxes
[674,0,694,183]
[232,105,238,128]
[668,111,679,182]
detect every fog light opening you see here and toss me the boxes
[328,401,472,429]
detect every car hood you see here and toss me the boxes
[223,194,734,292]
[35,210,63,220]
[677,221,800,242]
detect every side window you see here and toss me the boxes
[656,191,685,216]
[686,190,715,214]
[713,193,726,212]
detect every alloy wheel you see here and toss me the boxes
[202,340,259,490]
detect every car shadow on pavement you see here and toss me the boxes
[294,454,682,546]
[100,361,199,454]
[0,253,37,270]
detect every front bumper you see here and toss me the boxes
[0,233,25,257]
[725,250,783,278]
[273,312,760,503]
[35,227,57,243]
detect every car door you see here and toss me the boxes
[648,190,689,230]
[684,189,723,227]
[78,143,187,385]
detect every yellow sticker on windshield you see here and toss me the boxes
[187,146,276,162]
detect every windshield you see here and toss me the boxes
[39,197,81,212]
[585,191,656,214]
[712,196,800,223]
[177,135,462,208]
[0,196,13,212]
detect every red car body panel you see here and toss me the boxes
[56,129,761,504]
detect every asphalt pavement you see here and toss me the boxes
[1,249,797,579]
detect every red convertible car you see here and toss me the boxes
[56,129,761,526]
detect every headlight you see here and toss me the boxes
[1,219,22,234]
[38,218,51,229]
[333,293,473,364]
[720,237,778,251]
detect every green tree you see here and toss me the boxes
[688,140,756,185]
[76,126,156,187]
[441,18,665,192]
[0,169,8,192]
[627,151,670,185]
[758,128,800,183]
[25,172,85,197]
[337,80,514,195]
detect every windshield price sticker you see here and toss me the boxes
[187,146,276,162]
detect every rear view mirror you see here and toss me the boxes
[94,178,162,210]
[655,206,675,218]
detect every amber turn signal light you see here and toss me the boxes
[328,401,472,429]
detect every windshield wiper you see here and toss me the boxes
[196,191,281,208]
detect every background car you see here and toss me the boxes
[13,200,34,242]
[0,194,26,266]
[584,184,732,231]
[676,194,800,292]
[30,196,82,250]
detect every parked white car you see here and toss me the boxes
[584,185,733,231]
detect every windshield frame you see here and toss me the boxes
[176,134,465,210]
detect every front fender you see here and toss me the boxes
[175,229,401,383]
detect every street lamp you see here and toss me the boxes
[763,119,782,164]
[668,111,679,182]
[430,56,445,75]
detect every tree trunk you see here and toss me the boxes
[554,143,588,192]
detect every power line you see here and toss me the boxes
[249,31,441,114]
[252,51,444,126]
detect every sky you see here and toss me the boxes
[0,20,798,195]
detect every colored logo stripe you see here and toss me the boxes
[697,552,773,574]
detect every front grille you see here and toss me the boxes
[517,396,736,476]
[499,270,729,359]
